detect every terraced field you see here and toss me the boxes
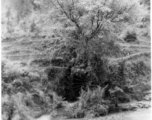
[2,35,150,63]
[2,37,60,62]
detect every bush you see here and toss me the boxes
[120,28,137,42]
[68,87,109,118]
[30,58,52,67]
[51,92,66,110]
[124,32,137,42]
[2,95,15,120]
[51,57,65,66]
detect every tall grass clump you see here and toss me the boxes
[68,86,109,118]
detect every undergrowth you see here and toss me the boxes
[2,54,151,119]
[72,87,109,118]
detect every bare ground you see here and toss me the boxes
[35,101,151,120]
[35,108,151,120]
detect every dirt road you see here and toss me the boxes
[91,108,151,120]
[35,108,151,120]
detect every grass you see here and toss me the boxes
[66,87,110,118]
[2,59,70,119]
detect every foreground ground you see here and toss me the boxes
[35,108,151,120]
[34,101,151,120]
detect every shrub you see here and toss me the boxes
[30,58,52,67]
[120,28,137,42]
[2,95,15,120]
[68,87,109,118]
[107,62,126,89]
[51,57,65,66]
[124,32,137,42]
[52,92,66,110]
[68,102,86,118]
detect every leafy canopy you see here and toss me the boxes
[48,0,147,61]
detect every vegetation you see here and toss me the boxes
[1,0,150,119]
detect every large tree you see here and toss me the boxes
[44,0,148,100]
[48,0,147,65]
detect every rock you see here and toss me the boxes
[143,95,151,101]
[32,94,44,106]
[120,104,137,111]
[130,106,137,111]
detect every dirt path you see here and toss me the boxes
[109,51,150,62]
[91,108,151,120]
[35,108,151,120]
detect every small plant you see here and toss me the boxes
[30,58,52,67]
[120,27,137,42]
[68,87,109,118]
[125,31,137,42]
[52,92,65,110]
[2,95,16,120]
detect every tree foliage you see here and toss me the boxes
[49,0,147,62]
[40,0,148,101]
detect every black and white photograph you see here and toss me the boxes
[1,0,151,120]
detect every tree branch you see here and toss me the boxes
[56,0,83,35]
[88,22,104,40]
[111,7,127,21]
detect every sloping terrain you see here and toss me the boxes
[1,0,151,120]
[2,34,151,120]
[2,36,150,62]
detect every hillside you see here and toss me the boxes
[1,0,151,120]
